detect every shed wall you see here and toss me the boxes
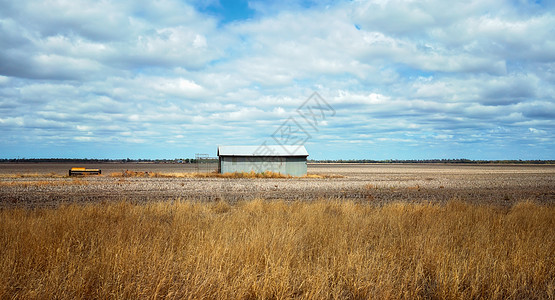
[219,156,307,176]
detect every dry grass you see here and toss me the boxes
[109,170,171,178]
[0,172,65,179]
[108,170,341,179]
[1,199,553,299]
[109,170,282,178]
[198,171,293,178]
[303,173,344,179]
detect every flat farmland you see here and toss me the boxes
[1,163,554,298]
[1,163,553,208]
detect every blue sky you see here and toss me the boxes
[0,0,554,160]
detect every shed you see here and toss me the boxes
[217,145,308,176]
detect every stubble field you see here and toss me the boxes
[0,163,554,299]
[1,163,554,207]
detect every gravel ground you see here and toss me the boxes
[1,163,554,208]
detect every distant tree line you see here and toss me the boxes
[308,159,555,164]
[0,158,216,164]
[1,158,553,164]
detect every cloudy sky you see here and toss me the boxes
[1,0,554,160]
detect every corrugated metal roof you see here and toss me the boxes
[218,145,308,157]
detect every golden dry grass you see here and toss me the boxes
[0,199,553,299]
[0,172,65,179]
[108,170,342,179]
[195,171,293,178]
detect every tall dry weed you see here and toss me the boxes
[0,199,553,299]
[107,170,340,179]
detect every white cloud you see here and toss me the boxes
[529,127,547,135]
[150,77,205,97]
[0,75,10,84]
[74,136,94,142]
[193,34,207,48]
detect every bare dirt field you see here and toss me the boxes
[1,163,554,208]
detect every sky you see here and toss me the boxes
[1,0,554,160]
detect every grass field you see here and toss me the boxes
[1,198,554,299]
